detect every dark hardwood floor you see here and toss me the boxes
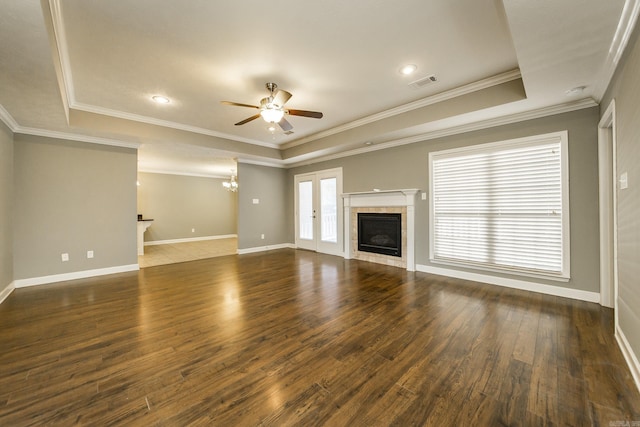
[1,249,639,426]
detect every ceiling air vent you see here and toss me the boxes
[409,74,437,89]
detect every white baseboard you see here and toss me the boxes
[416,264,600,303]
[0,281,15,305]
[616,325,640,394]
[14,264,140,288]
[237,243,295,255]
[145,234,237,246]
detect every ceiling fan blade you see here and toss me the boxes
[272,89,292,107]
[221,101,260,109]
[287,109,323,119]
[278,117,293,131]
[235,114,261,126]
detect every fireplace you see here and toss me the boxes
[343,189,418,271]
[357,213,402,257]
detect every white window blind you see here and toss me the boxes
[429,132,570,280]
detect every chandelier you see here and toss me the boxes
[223,173,238,192]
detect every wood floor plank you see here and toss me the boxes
[1,249,639,425]
[528,305,560,421]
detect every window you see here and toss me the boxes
[429,131,570,280]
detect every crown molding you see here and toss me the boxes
[1,103,140,148]
[4,95,597,169]
[284,98,598,168]
[137,168,230,179]
[280,69,523,150]
[237,157,287,169]
[15,126,140,149]
[593,0,640,101]
[46,0,278,151]
[46,0,74,122]
[0,104,19,131]
[71,102,280,150]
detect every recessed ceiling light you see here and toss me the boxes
[267,125,276,132]
[152,95,170,104]
[400,64,417,75]
[565,86,586,96]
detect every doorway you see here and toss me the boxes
[294,168,343,256]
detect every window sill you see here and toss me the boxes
[429,258,570,283]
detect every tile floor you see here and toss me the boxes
[138,238,237,268]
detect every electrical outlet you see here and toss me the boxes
[192,228,195,233]
[261,234,265,240]
[87,250,94,259]
[61,253,69,262]
[253,199,259,204]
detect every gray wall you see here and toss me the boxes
[601,22,640,366]
[289,107,601,293]
[136,172,237,242]
[237,163,290,250]
[0,121,13,293]
[13,134,138,280]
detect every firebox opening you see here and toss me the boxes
[357,213,402,257]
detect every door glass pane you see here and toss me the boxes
[320,177,337,243]
[299,181,313,240]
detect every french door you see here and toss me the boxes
[294,168,343,256]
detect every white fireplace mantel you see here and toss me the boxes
[342,189,419,271]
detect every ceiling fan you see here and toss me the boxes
[221,83,323,131]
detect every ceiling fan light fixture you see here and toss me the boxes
[260,108,285,123]
[222,82,322,129]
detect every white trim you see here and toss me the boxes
[0,104,19,131]
[144,234,237,246]
[0,282,15,305]
[593,0,640,101]
[46,0,276,151]
[416,264,600,303]
[283,99,597,168]
[3,96,596,171]
[598,100,618,308]
[0,103,140,150]
[237,157,287,169]
[13,264,139,288]
[15,127,140,149]
[342,189,420,207]
[48,0,75,113]
[281,69,522,150]
[616,323,640,394]
[342,188,421,198]
[294,168,344,256]
[237,243,295,255]
[71,101,278,149]
[137,169,232,179]
[428,259,570,283]
[428,131,570,280]
[342,189,418,271]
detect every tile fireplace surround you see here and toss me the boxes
[342,189,419,271]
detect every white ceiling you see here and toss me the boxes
[0,0,637,177]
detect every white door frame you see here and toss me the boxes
[294,168,344,256]
[598,99,618,312]
[294,174,316,251]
